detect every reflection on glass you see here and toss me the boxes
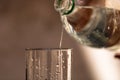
[26,48,72,80]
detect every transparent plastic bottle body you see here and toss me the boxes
[54,0,120,51]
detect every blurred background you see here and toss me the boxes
[0,0,120,80]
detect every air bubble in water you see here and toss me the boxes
[31,58,33,61]
[56,71,60,74]
[36,74,39,77]
[63,66,65,68]
[35,66,39,69]
[45,67,48,71]
[56,64,59,68]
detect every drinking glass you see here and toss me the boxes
[54,0,120,53]
[25,48,72,80]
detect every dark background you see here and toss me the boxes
[0,0,120,80]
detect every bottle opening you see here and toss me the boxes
[54,0,75,15]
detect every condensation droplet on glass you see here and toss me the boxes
[50,75,54,80]
[39,67,41,70]
[36,74,39,78]
[55,79,58,80]
[35,66,39,69]
[35,59,38,61]
[49,72,51,75]
[63,66,65,68]
[39,77,41,79]
[56,64,59,68]
[31,58,33,62]
[45,68,48,71]
[62,57,65,61]
[50,77,52,80]
[59,54,62,57]
[41,66,45,69]
[56,71,60,74]
[40,75,43,79]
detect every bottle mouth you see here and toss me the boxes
[54,0,75,15]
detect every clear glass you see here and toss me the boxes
[54,0,120,52]
[25,48,72,80]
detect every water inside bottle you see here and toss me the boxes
[61,6,120,50]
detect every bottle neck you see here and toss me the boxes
[54,0,75,15]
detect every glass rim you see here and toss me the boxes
[25,48,72,51]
